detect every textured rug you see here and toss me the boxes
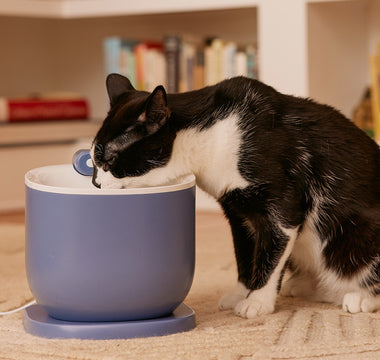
[1,214,380,360]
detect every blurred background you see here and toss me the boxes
[1,0,380,213]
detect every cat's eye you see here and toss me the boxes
[103,156,116,171]
[94,143,104,160]
[107,157,116,166]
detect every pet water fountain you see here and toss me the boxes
[23,150,196,340]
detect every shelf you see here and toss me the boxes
[0,120,99,211]
[0,0,260,18]
[0,0,377,119]
[0,120,101,147]
[0,0,350,19]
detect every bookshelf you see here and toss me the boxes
[1,0,378,118]
[0,0,379,211]
[0,121,100,147]
[0,121,100,211]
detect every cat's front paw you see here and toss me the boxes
[343,292,380,313]
[219,292,246,310]
[342,292,362,313]
[219,282,250,310]
[234,298,275,319]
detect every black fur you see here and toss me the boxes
[93,74,380,313]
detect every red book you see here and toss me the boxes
[0,97,89,122]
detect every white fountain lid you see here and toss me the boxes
[25,164,195,195]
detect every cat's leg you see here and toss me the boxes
[342,292,380,313]
[219,282,250,310]
[235,223,299,319]
[327,212,380,313]
[280,269,318,300]
[361,295,380,312]
[218,207,254,310]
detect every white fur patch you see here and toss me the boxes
[174,113,250,198]
[317,265,376,306]
[219,282,250,310]
[284,197,378,308]
[290,205,325,275]
[342,291,380,313]
[92,114,250,197]
[234,225,299,318]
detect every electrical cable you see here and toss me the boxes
[0,300,36,315]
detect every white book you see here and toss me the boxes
[235,51,248,77]
[223,42,237,79]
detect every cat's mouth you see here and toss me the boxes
[92,166,101,188]
[91,165,126,189]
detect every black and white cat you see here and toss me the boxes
[91,74,380,318]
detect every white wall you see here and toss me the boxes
[0,17,58,97]
[368,0,380,55]
[308,0,370,118]
[258,0,308,98]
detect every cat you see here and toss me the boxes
[91,73,380,318]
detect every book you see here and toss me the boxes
[246,45,259,79]
[235,50,248,77]
[204,38,255,86]
[120,39,138,88]
[144,43,166,92]
[370,43,380,142]
[164,36,181,93]
[223,42,238,79]
[204,37,222,86]
[0,97,89,123]
[103,35,259,93]
[103,37,139,88]
[134,41,166,91]
[179,39,196,92]
[103,37,123,75]
[193,50,205,90]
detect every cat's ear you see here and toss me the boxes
[141,85,170,134]
[106,73,135,105]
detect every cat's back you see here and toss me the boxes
[231,77,379,203]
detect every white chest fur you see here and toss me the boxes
[172,114,250,199]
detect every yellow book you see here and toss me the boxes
[369,44,380,142]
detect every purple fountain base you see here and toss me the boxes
[23,303,195,340]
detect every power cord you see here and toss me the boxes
[0,300,36,315]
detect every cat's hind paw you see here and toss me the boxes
[280,272,316,299]
[234,298,275,319]
[280,278,295,297]
[342,292,380,313]
[219,282,250,311]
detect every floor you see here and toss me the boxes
[0,210,25,224]
[2,209,379,359]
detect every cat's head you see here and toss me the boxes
[91,74,175,189]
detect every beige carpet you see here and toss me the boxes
[1,213,380,360]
